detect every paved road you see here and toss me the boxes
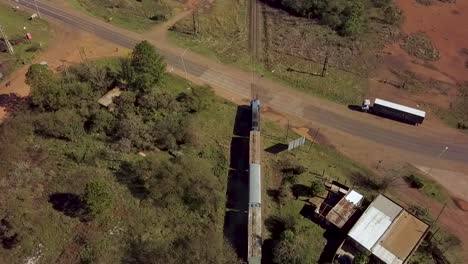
[14,0,468,163]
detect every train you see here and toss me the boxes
[248,99,262,264]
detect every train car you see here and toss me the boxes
[251,99,260,131]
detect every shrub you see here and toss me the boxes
[353,252,370,264]
[309,180,325,197]
[405,174,424,189]
[83,180,113,217]
[34,110,84,141]
[402,33,440,61]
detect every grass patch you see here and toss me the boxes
[402,32,440,61]
[400,165,453,204]
[421,84,468,132]
[169,0,401,105]
[0,4,49,78]
[66,0,179,32]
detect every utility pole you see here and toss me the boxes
[0,25,14,55]
[192,9,199,35]
[34,0,42,18]
[321,53,329,77]
[427,146,448,176]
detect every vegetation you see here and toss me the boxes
[265,0,367,36]
[0,41,240,262]
[83,180,113,217]
[170,0,401,105]
[309,180,325,197]
[0,4,49,79]
[405,174,424,189]
[353,252,370,264]
[67,0,178,31]
[402,32,440,61]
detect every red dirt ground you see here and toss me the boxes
[394,0,468,84]
[371,0,468,116]
[0,23,129,122]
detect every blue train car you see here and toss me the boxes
[251,99,260,131]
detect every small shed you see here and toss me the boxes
[325,190,363,228]
[98,88,122,108]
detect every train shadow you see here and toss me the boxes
[223,105,251,261]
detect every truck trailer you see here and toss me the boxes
[362,98,426,125]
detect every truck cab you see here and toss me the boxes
[361,99,371,112]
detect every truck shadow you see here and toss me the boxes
[223,105,250,261]
[347,105,362,112]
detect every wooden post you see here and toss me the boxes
[321,54,329,77]
[285,120,290,141]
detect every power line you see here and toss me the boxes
[0,25,14,55]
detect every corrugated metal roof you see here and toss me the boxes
[371,195,402,220]
[98,88,122,107]
[346,190,363,205]
[374,98,426,118]
[326,190,363,228]
[249,164,261,205]
[372,244,403,264]
[348,206,394,250]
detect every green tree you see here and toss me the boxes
[309,180,325,197]
[26,64,66,111]
[353,252,370,264]
[83,180,113,217]
[273,230,308,264]
[25,64,55,89]
[129,41,166,94]
[34,110,84,141]
[341,0,365,36]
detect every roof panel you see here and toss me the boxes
[348,207,393,250]
[249,164,261,205]
[374,98,426,118]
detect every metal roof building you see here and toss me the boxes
[347,195,429,264]
[326,190,363,228]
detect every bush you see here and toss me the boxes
[34,110,84,141]
[266,0,367,36]
[402,33,440,61]
[83,180,113,217]
[129,41,166,94]
[309,180,325,197]
[405,174,424,189]
[353,252,370,264]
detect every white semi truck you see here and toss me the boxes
[362,98,426,125]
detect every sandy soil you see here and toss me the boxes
[0,23,129,122]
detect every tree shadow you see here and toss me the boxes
[0,93,28,115]
[48,193,86,219]
[291,184,310,199]
[223,105,250,261]
[0,218,20,250]
[114,161,150,200]
[266,188,280,203]
[264,143,288,154]
[318,227,347,263]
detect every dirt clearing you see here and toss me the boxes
[0,23,128,122]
